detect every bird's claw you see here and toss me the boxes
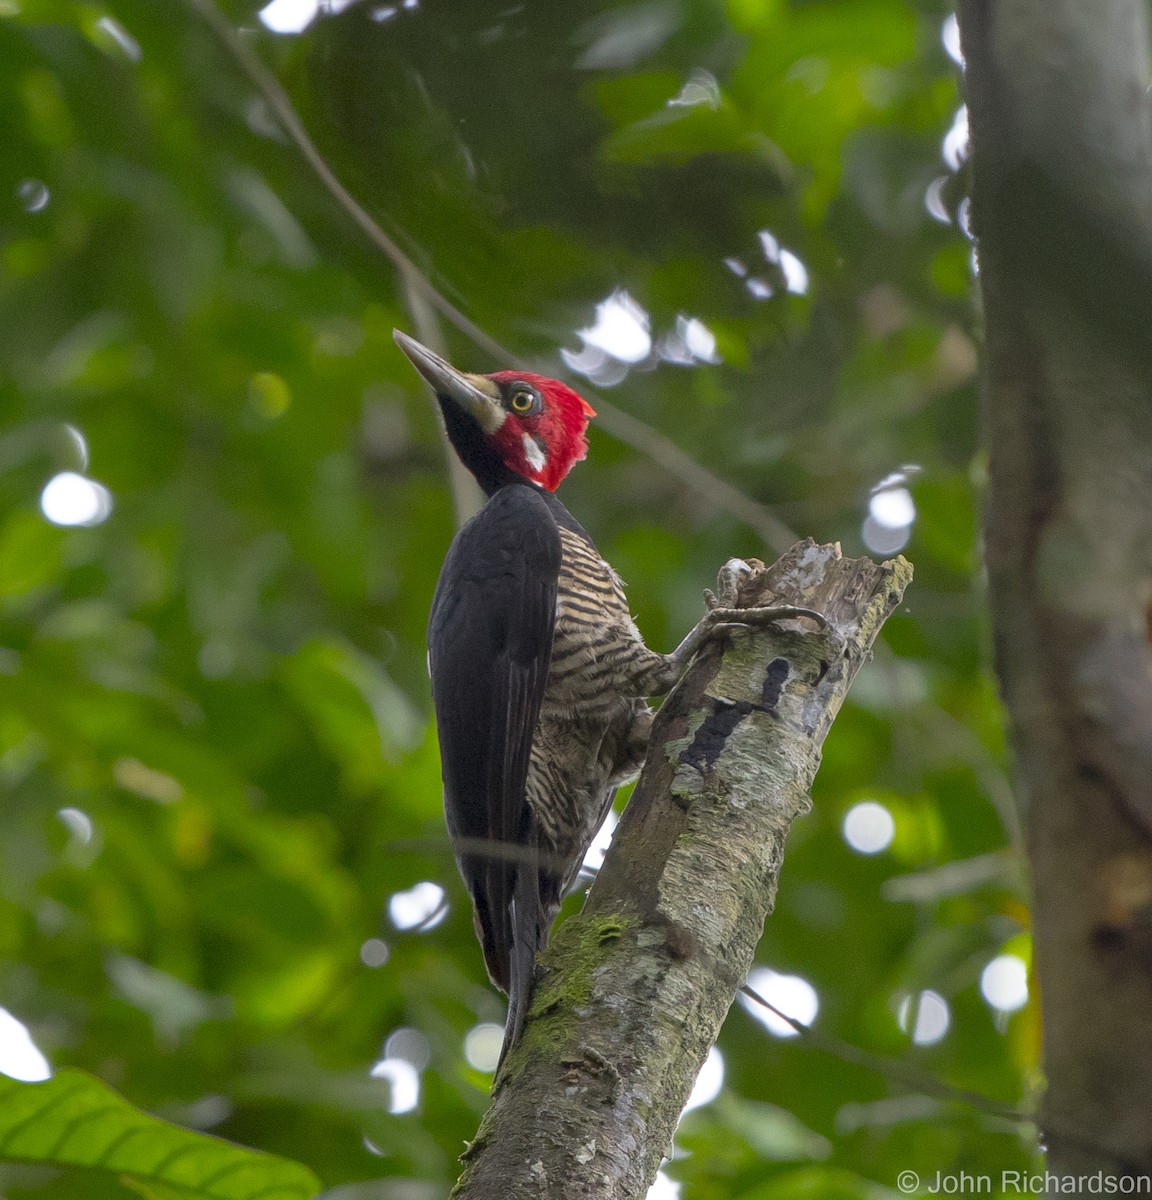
[707,604,829,633]
[708,558,755,610]
[672,588,828,675]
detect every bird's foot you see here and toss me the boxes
[702,559,826,634]
[699,603,828,641]
[705,604,825,633]
[666,585,827,678]
[703,557,763,611]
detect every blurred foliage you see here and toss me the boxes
[0,0,1038,1197]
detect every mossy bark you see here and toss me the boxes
[451,541,911,1200]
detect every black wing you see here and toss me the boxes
[427,485,560,1003]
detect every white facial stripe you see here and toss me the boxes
[522,433,547,474]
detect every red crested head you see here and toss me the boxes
[483,370,596,491]
[393,330,596,493]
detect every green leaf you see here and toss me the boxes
[0,1070,320,1200]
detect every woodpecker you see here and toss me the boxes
[395,330,812,1066]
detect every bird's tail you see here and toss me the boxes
[496,862,549,1074]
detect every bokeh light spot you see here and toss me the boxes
[576,291,652,364]
[463,1023,505,1073]
[646,1172,681,1200]
[384,1027,431,1070]
[57,807,94,845]
[779,249,809,295]
[0,1008,51,1082]
[62,423,89,469]
[359,938,390,968]
[924,176,951,224]
[40,472,113,527]
[942,105,969,170]
[581,808,618,875]
[259,0,317,32]
[740,967,819,1038]
[898,990,951,1045]
[869,486,916,530]
[257,0,357,32]
[980,954,1029,1013]
[369,1057,420,1114]
[17,178,49,213]
[682,1046,724,1112]
[842,801,895,854]
[863,472,918,554]
[94,15,141,61]
[388,881,447,931]
[941,13,964,66]
[667,68,720,110]
[862,516,911,554]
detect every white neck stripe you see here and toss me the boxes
[522,433,547,474]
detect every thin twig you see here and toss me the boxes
[744,981,1131,1165]
[739,986,1030,1125]
[186,0,798,554]
[382,835,575,874]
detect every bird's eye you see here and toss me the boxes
[510,389,535,413]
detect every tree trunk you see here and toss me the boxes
[450,541,911,1200]
[959,0,1152,1183]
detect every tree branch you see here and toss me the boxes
[450,541,911,1200]
[959,0,1152,1179]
